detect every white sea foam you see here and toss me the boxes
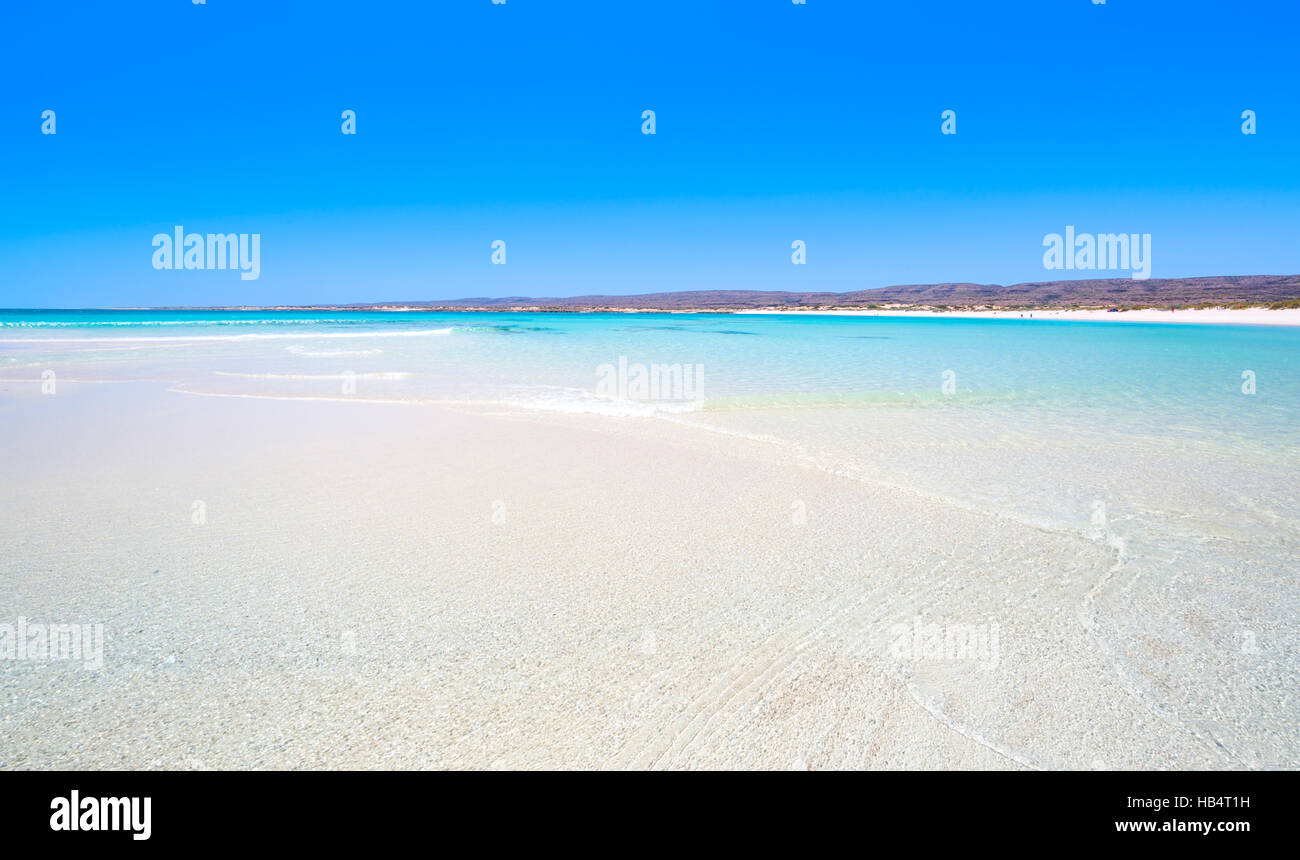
[212,371,411,380]
[496,387,702,417]
[0,327,454,344]
[166,383,700,417]
[285,346,384,357]
[0,319,361,328]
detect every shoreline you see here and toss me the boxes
[735,306,1300,326]
[9,305,1300,326]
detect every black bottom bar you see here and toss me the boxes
[0,771,1286,848]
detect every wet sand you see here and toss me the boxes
[2,381,1288,769]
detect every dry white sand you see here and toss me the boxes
[0,382,1283,769]
[740,307,1300,326]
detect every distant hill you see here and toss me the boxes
[354,275,1300,311]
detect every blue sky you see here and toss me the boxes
[1,0,1297,307]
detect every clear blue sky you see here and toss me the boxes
[2,0,1297,307]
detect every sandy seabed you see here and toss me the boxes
[0,381,1293,770]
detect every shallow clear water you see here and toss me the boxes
[3,308,1298,766]
[3,309,1298,432]
[5,307,1296,567]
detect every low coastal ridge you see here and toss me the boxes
[161,275,1300,314]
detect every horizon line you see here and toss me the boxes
[5,272,1299,312]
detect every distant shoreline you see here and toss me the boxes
[35,273,1296,317]
[738,307,1300,326]
[11,305,1300,326]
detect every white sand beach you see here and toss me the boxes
[2,376,1294,770]
[741,307,1300,325]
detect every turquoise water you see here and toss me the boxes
[3,309,1298,440]
[4,307,1297,528]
